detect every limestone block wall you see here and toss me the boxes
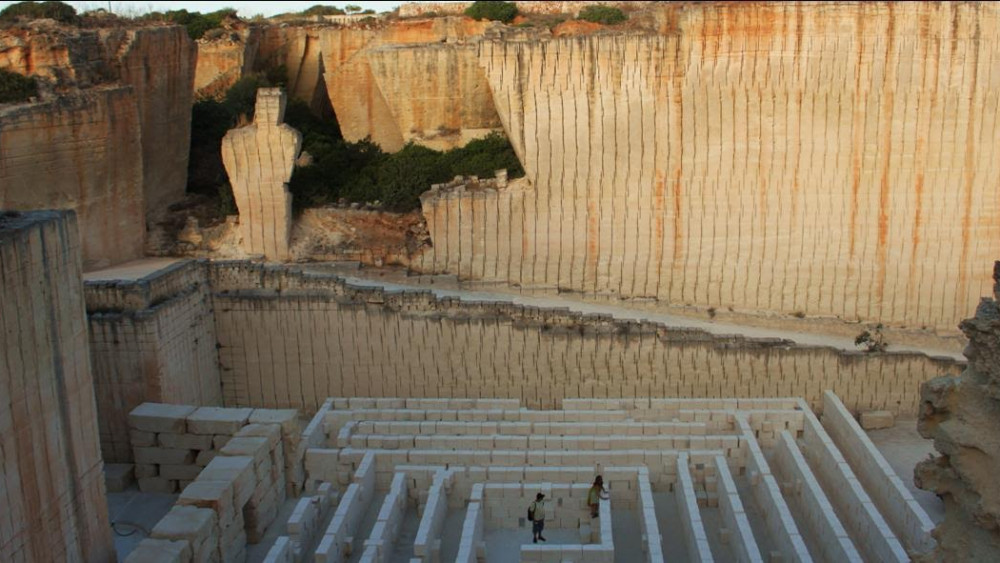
[209,262,961,417]
[0,210,114,562]
[222,89,302,260]
[86,261,222,463]
[0,88,145,270]
[916,261,1000,561]
[416,2,1000,331]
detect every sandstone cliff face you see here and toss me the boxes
[1,24,195,213]
[368,43,502,150]
[256,17,497,151]
[416,2,1000,331]
[0,88,145,270]
[916,262,1000,560]
[115,26,197,212]
[194,26,260,98]
[0,24,195,268]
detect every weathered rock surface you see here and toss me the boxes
[221,88,301,260]
[916,261,1000,561]
[0,211,114,562]
[1,23,195,268]
[0,23,196,213]
[194,26,260,99]
[256,17,498,151]
[0,87,145,270]
[416,2,1000,331]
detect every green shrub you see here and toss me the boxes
[152,8,236,40]
[0,1,76,23]
[577,5,627,25]
[464,1,517,23]
[302,5,345,16]
[0,69,38,103]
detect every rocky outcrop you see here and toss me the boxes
[414,2,1000,332]
[0,88,145,270]
[194,26,260,99]
[221,88,301,260]
[916,261,1000,560]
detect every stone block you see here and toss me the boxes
[236,423,283,449]
[129,403,198,434]
[198,455,256,508]
[124,538,192,563]
[159,432,215,450]
[262,536,293,563]
[860,411,895,431]
[196,449,219,467]
[214,434,233,449]
[187,407,253,435]
[134,447,196,465]
[130,429,158,447]
[160,464,205,481]
[151,505,217,543]
[220,436,270,465]
[179,479,237,525]
[249,409,299,435]
[135,464,158,479]
[105,463,135,493]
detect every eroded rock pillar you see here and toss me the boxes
[221,88,301,260]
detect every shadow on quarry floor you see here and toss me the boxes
[107,488,176,561]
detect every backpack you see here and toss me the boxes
[527,501,535,521]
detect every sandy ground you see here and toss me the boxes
[867,420,945,523]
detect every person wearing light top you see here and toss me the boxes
[529,492,547,543]
[587,475,609,518]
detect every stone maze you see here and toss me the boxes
[121,392,935,563]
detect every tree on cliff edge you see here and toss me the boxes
[0,1,77,23]
[465,1,517,23]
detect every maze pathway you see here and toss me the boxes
[258,392,934,563]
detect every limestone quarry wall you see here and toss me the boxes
[417,2,1000,331]
[85,261,222,463]
[916,261,1000,560]
[0,88,145,271]
[0,25,196,214]
[257,18,497,151]
[194,27,260,98]
[208,262,961,416]
[368,43,502,151]
[115,26,197,213]
[0,211,113,562]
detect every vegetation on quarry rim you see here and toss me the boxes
[189,74,524,216]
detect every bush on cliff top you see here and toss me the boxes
[143,8,236,40]
[464,1,517,24]
[0,69,38,104]
[0,1,77,23]
[577,6,627,25]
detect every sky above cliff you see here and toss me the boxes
[0,1,465,18]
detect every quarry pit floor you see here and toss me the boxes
[106,420,943,562]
